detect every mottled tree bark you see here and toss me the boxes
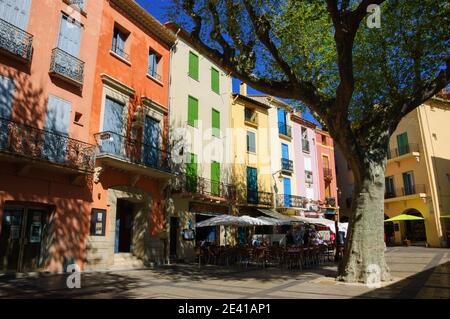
[337,155,391,284]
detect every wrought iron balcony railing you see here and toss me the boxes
[323,167,333,180]
[247,190,273,206]
[66,0,85,10]
[281,158,294,173]
[94,131,171,173]
[0,117,96,173]
[302,139,310,153]
[111,44,130,61]
[0,18,33,62]
[278,123,292,138]
[49,48,85,86]
[325,197,336,207]
[277,194,307,208]
[385,184,426,198]
[172,174,236,201]
[387,143,420,159]
[148,66,162,81]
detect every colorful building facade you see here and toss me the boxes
[164,23,234,263]
[231,86,273,217]
[315,129,338,218]
[0,0,103,273]
[86,0,176,270]
[291,112,321,203]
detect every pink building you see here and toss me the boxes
[291,112,321,202]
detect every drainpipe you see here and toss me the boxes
[164,36,178,265]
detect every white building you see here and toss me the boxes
[165,23,234,262]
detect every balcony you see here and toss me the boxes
[281,158,293,173]
[172,175,236,201]
[323,167,333,181]
[277,194,307,208]
[244,109,258,126]
[384,184,427,202]
[0,117,95,174]
[305,170,314,184]
[0,18,33,63]
[111,43,130,62]
[94,131,172,179]
[302,139,310,153]
[246,191,273,207]
[325,197,336,207]
[49,48,85,87]
[278,124,292,138]
[387,143,420,160]
[65,0,85,10]
[148,66,162,82]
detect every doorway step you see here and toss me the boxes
[107,253,146,271]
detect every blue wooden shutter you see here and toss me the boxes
[0,0,32,30]
[0,76,15,149]
[43,95,71,163]
[100,97,125,156]
[58,15,81,57]
[148,52,157,76]
[283,178,292,207]
[281,143,289,159]
[143,115,160,167]
[247,167,258,204]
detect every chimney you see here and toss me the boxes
[240,82,247,96]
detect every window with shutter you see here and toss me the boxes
[211,68,219,93]
[212,108,220,137]
[186,153,198,192]
[189,51,199,80]
[187,96,198,127]
[211,161,220,196]
[247,131,256,153]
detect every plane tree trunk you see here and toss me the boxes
[336,136,392,284]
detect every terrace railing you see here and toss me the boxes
[94,131,171,173]
[49,48,85,86]
[0,117,95,173]
[0,18,33,62]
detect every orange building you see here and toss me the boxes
[0,0,104,273]
[0,0,175,273]
[315,129,338,218]
[86,0,176,270]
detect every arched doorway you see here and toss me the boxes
[403,209,427,244]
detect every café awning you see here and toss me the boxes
[385,214,425,222]
[196,215,273,227]
[258,209,292,220]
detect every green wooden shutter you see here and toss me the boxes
[188,96,198,127]
[189,51,199,80]
[212,109,220,137]
[211,68,219,93]
[186,153,198,192]
[397,132,409,156]
[211,161,220,196]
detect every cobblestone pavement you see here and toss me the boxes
[0,247,448,299]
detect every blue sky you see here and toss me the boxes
[136,0,318,124]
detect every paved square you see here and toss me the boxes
[0,247,448,299]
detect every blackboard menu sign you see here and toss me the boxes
[90,209,106,236]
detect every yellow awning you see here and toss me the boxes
[385,214,424,222]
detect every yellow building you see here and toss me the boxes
[231,85,273,219]
[336,95,450,248]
